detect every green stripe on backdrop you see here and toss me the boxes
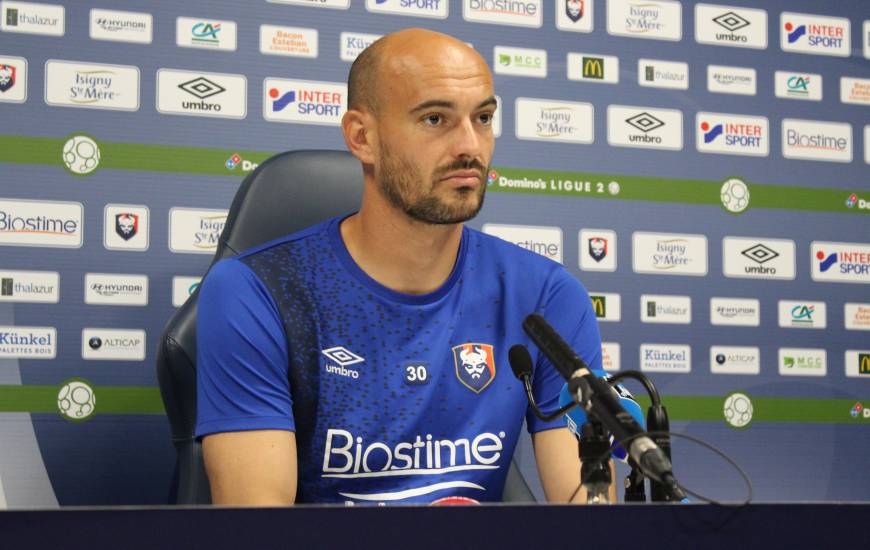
[0,134,864,214]
[0,385,867,424]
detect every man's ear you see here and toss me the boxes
[342,108,377,165]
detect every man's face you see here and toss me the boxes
[372,44,496,225]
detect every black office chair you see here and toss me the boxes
[156,150,536,504]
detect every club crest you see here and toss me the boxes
[452,343,496,394]
[115,213,139,241]
[0,64,16,93]
[588,237,607,262]
[565,0,585,23]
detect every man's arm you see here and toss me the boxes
[532,427,616,503]
[203,430,297,506]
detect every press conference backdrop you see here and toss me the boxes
[0,0,868,507]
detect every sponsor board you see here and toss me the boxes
[579,229,616,272]
[0,198,82,248]
[606,0,681,41]
[640,294,691,324]
[566,53,618,84]
[0,270,59,303]
[632,232,707,276]
[482,223,562,263]
[260,25,318,58]
[84,273,148,306]
[710,346,760,375]
[707,65,756,96]
[601,342,620,372]
[638,59,688,90]
[865,20,869,59]
[866,125,870,165]
[367,0,448,19]
[264,78,346,126]
[104,204,149,251]
[340,31,381,62]
[845,350,870,378]
[780,12,850,57]
[841,77,870,107]
[778,300,826,329]
[1,1,64,36]
[722,237,795,280]
[492,95,502,138]
[695,4,767,49]
[607,105,682,151]
[710,297,760,327]
[514,97,593,144]
[494,46,546,78]
[89,8,152,44]
[267,0,350,8]
[45,60,139,111]
[176,17,236,51]
[845,303,870,331]
[782,119,851,163]
[0,325,56,358]
[556,0,593,33]
[811,241,870,284]
[589,292,620,322]
[463,0,541,28]
[0,55,27,103]
[82,328,146,361]
[778,348,826,377]
[696,112,768,157]
[774,71,822,102]
[172,276,201,307]
[640,344,691,373]
[169,208,227,254]
[157,69,247,120]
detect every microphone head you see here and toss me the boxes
[508,344,534,380]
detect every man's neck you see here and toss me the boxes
[339,197,464,296]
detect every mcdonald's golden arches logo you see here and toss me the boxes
[590,295,606,317]
[582,56,604,79]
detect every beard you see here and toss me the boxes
[376,143,487,225]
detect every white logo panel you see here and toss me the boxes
[263,78,346,126]
[567,53,618,84]
[260,25,318,58]
[172,276,202,307]
[176,17,237,51]
[782,119,852,163]
[82,328,146,361]
[0,270,59,303]
[589,292,620,322]
[722,237,795,280]
[0,326,56,358]
[640,344,691,373]
[710,297,760,327]
[778,300,826,329]
[0,198,82,248]
[845,303,870,331]
[811,241,870,284]
[607,0,681,41]
[780,12,850,57]
[607,105,683,151]
[556,0,593,33]
[707,65,756,96]
[515,98,593,144]
[1,1,64,36]
[632,232,707,276]
[0,55,27,103]
[774,72,823,102]
[865,20,870,59]
[638,59,688,89]
[779,348,826,377]
[482,223,562,264]
[841,77,870,107]
[367,0,448,19]
[601,342,620,372]
[157,69,247,120]
[696,112,768,157]
[104,204,149,251]
[640,295,691,324]
[866,125,870,165]
[494,46,546,78]
[711,346,760,375]
[267,0,350,8]
[169,208,228,254]
[89,9,152,44]
[463,0,541,28]
[579,228,616,272]
[45,60,139,111]
[84,273,148,306]
[695,4,767,49]
[340,32,381,62]
[845,351,870,378]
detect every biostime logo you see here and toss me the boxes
[464,0,541,27]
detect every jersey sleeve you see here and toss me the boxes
[195,258,295,438]
[526,268,603,433]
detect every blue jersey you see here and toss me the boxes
[196,215,602,504]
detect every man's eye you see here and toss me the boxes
[424,114,442,126]
[479,113,493,125]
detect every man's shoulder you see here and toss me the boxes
[235,217,335,262]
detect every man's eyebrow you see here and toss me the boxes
[409,96,498,114]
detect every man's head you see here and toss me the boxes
[343,29,496,225]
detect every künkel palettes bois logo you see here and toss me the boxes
[0,270,59,303]
[340,32,382,62]
[44,60,140,112]
[695,4,767,49]
[0,326,56,358]
[463,0,541,28]
[157,69,247,119]
[0,198,82,248]
[169,208,228,254]
[264,78,346,126]
[607,0,681,41]
[640,344,691,373]
[366,0,447,19]
[1,1,64,35]
[781,12,850,57]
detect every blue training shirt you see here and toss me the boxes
[196,215,602,504]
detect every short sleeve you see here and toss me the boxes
[526,269,603,433]
[195,258,295,438]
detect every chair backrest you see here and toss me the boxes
[155,149,535,504]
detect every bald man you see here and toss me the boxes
[196,29,610,505]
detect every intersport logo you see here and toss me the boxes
[722,237,795,280]
[696,112,768,157]
[0,198,82,248]
[44,60,140,112]
[707,65,756,96]
[482,223,562,264]
[782,119,852,163]
[157,69,247,120]
[695,4,767,49]
[367,0,448,19]
[514,97,593,144]
[781,12,850,57]
[811,241,870,284]
[264,78,346,126]
[607,105,683,151]
[463,0,542,28]
[607,0,681,41]
[0,270,59,303]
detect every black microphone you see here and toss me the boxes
[508,344,575,422]
[522,313,686,502]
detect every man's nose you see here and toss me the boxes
[451,117,483,160]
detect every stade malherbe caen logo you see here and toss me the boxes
[452,343,496,393]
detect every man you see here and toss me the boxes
[196,29,609,505]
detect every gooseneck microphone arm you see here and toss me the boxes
[522,313,687,502]
[508,344,577,422]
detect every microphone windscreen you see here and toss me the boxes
[508,344,534,380]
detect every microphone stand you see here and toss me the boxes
[579,419,612,504]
